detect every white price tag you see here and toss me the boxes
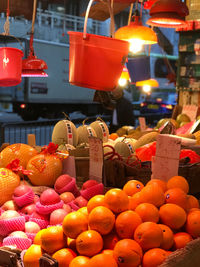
[89,136,103,183]
[182,105,198,121]
[139,117,146,132]
[156,134,181,160]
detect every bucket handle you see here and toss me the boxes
[83,0,115,40]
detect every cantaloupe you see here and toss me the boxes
[52,119,78,147]
[132,131,159,150]
[114,138,137,158]
[90,118,109,142]
[103,140,115,159]
[77,120,97,145]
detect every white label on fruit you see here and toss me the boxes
[123,140,134,154]
[87,126,95,136]
[182,105,198,121]
[139,117,146,132]
[89,136,103,183]
[64,121,73,145]
[99,122,107,142]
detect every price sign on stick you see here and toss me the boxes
[182,105,198,121]
[151,134,181,182]
[62,156,76,178]
[139,117,146,132]
[89,136,103,183]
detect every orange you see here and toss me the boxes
[52,248,77,267]
[89,253,118,267]
[158,224,174,250]
[102,249,114,256]
[159,203,187,230]
[173,232,192,250]
[115,210,142,239]
[23,244,43,267]
[140,183,165,207]
[135,203,159,223]
[146,179,167,192]
[123,180,144,196]
[0,143,38,170]
[128,191,143,210]
[185,209,200,237]
[78,207,89,218]
[87,195,108,213]
[62,211,88,239]
[186,195,200,211]
[88,206,115,235]
[113,239,143,267]
[164,188,188,210]
[103,232,119,250]
[40,226,66,254]
[69,256,90,267]
[109,133,119,141]
[167,175,189,194]
[33,229,46,245]
[104,188,129,214]
[76,230,103,257]
[134,222,163,251]
[142,248,170,267]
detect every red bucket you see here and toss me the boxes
[68,0,129,91]
[0,47,23,87]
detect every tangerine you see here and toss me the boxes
[89,253,118,267]
[23,244,43,267]
[158,224,174,250]
[186,195,200,211]
[104,188,129,214]
[142,248,170,267]
[87,195,108,213]
[123,180,144,196]
[146,179,167,192]
[135,203,159,223]
[185,209,200,237]
[167,175,189,194]
[129,191,143,210]
[140,183,165,207]
[173,232,192,250]
[69,256,90,267]
[52,248,77,267]
[164,188,188,210]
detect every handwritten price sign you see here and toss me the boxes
[139,117,147,132]
[89,137,103,183]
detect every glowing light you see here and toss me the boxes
[118,78,128,87]
[129,39,144,54]
[142,85,151,93]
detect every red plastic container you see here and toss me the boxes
[0,47,23,87]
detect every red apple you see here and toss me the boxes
[31,212,49,221]
[9,231,28,239]
[0,210,20,220]
[21,204,36,215]
[25,222,40,233]
[40,189,61,205]
[13,185,32,197]
[1,200,18,211]
[49,209,68,225]
[54,174,73,191]
[60,192,75,204]
[63,204,72,213]
[82,180,98,190]
[74,196,88,208]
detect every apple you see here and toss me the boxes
[40,189,61,205]
[74,196,88,208]
[1,200,18,211]
[25,222,40,233]
[21,204,36,215]
[49,209,68,225]
[54,174,73,191]
[63,204,72,213]
[82,180,98,190]
[9,231,28,239]
[34,195,40,203]
[60,192,75,204]
[0,210,20,220]
[31,212,49,221]
[13,185,32,197]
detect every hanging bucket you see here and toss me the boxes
[127,54,151,83]
[0,47,23,87]
[68,0,130,91]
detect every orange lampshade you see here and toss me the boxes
[147,0,189,28]
[136,79,159,87]
[118,66,130,86]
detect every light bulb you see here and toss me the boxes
[118,78,127,87]
[142,84,151,93]
[129,39,144,53]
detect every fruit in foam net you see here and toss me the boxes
[21,204,36,215]
[25,222,40,234]
[82,180,98,190]
[50,209,68,225]
[40,189,61,205]
[60,192,75,204]
[1,200,18,211]
[0,210,20,220]
[14,185,31,197]
[74,196,88,208]
[9,231,28,239]
[31,212,49,221]
[55,174,73,191]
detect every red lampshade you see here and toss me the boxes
[147,0,189,28]
[22,54,48,77]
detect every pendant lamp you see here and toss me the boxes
[115,9,157,53]
[146,0,189,28]
[22,0,48,77]
[136,78,159,93]
[118,66,130,86]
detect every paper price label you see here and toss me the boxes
[182,105,198,121]
[89,136,103,183]
[156,134,181,160]
[139,117,146,132]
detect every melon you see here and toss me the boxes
[52,119,78,147]
[90,118,109,142]
[176,113,191,125]
[114,138,137,158]
[132,131,159,150]
[103,140,115,159]
[77,120,97,145]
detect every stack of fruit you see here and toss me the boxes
[22,175,200,267]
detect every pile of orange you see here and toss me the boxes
[23,175,200,267]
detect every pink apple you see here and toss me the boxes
[40,189,61,205]
[82,180,98,190]
[9,231,28,239]
[13,185,32,197]
[25,222,40,233]
[54,174,73,191]
[31,212,49,221]
[74,196,88,208]
[0,210,20,220]
[1,200,18,211]
[63,204,72,213]
[60,192,75,204]
[21,204,36,215]
[49,209,68,225]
